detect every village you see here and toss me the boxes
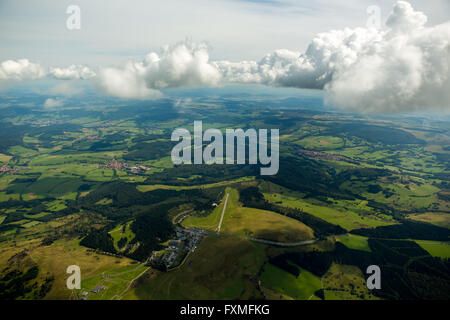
[99,159,151,174]
[0,164,20,174]
[28,119,64,126]
[146,227,205,270]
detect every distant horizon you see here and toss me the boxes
[2,82,450,122]
[1,1,449,114]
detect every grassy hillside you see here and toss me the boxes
[127,234,267,299]
[222,207,314,242]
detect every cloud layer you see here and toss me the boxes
[325,2,450,113]
[49,65,96,80]
[1,1,449,113]
[98,42,221,99]
[216,1,450,112]
[0,60,95,81]
[95,1,449,112]
[0,59,46,80]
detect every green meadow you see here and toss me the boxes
[295,136,344,151]
[263,191,394,231]
[128,235,267,300]
[0,96,449,301]
[261,263,322,300]
[415,240,450,259]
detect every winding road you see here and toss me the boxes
[247,237,318,247]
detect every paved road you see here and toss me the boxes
[248,237,318,247]
[216,193,229,232]
[172,209,194,225]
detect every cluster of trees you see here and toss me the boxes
[269,239,450,300]
[80,181,223,219]
[351,220,450,241]
[123,140,174,161]
[324,122,425,145]
[78,181,224,261]
[79,204,176,261]
[81,181,178,209]
[127,205,175,261]
[269,249,333,278]
[262,157,337,199]
[144,164,259,186]
[262,157,394,205]
[79,229,116,253]
[0,196,76,232]
[86,133,129,152]
[117,237,127,250]
[29,123,82,142]
[35,275,54,299]
[0,266,40,300]
[0,123,27,153]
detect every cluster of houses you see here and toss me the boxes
[29,119,64,126]
[0,165,19,174]
[147,227,205,270]
[98,159,150,174]
[84,135,97,141]
[128,165,151,174]
[80,285,107,300]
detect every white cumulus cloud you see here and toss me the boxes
[95,1,449,112]
[325,1,450,113]
[216,1,450,113]
[0,59,96,82]
[97,41,221,99]
[0,59,46,80]
[43,98,64,108]
[98,62,163,100]
[49,65,96,80]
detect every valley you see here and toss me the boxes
[0,91,449,300]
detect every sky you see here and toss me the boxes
[0,1,449,114]
[1,0,448,65]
